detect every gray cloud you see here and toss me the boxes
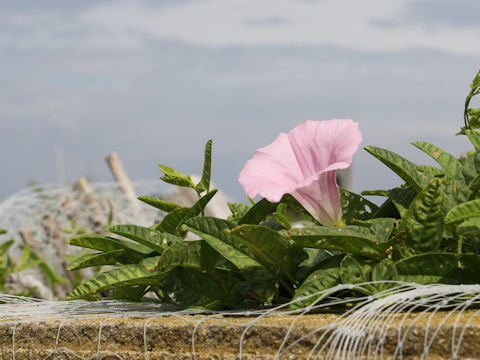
[0,0,198,12]
[372,0,480,30]
[0,1,478,203]
[245,16,290,27]
[0,31,477,202]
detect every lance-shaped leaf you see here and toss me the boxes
[67,234,153,261]
[396,177,444,256]
[67,264,170,299]
[388,186,417,218]
[412,141,461,181]
[287,226,387,260]
[290,255,342,309]
[0,228,6,235]
[340,189,378,222]
[238,198,276,225]
[142,240,219,272]
[109,224,167,253]
[227,203,250,223]
[465,130,480,151]
[450,151,480,204]
[0,239,14,256]
[340,255,368,285]
[353,218,395,243]
[364,146,430,192]
[228,225,292,277]
[445,198,480,224]
[395,253,480,284]
[182,217,260,271]
[195,139,212,194]
[371,259,397,283]
[468,175,480,200]
[155,190,218,235]
[457,217,480,235]
[67,249,127,271]
[154,207,190,234]
[416,165,444,177]
[137,196,181,213]
[159,164,195,188]
[163,267,241,310]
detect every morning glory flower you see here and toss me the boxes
[238,119,362,226]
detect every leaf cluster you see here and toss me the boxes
[67,69,480,310]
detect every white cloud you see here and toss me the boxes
[73,0,480,54]
[1,0,479,55]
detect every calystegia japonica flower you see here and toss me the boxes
[238,119,362,226]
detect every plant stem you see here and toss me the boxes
[458,235,464,256]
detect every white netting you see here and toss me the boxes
[0,282,479,359]
[0,180,172,299]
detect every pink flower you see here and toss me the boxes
[238,119,362,226]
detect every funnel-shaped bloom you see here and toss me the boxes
[238,119,362,226]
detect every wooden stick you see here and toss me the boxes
[105,152,141,214]
[19,230,37,250]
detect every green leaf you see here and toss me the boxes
[155,207,190,234]
[195,139,212,194]
[227,203,250,223]
[137,196,181,212]
[295,248,334,282]
[396,177,444,256]
[450,152,480,204]
[290,255,342,309]
[354,218,395,243]
[182,217,260,270]
[109,225,167,253]
[163,267,240,310]
[364,146,430,192]
[0,240,14,256]
[412,141,461,181]
[465,130,480,151]
[110,285,148,301]
[0,229,6,235]
[445,199,480,224]
[395,253,480,284]
[229,225,292,277]
[371,258,397,292]
[467,175,480,200]
[388,187,417,218]
[288,226,387,260]
[280,194,320,224]
[457,217,480,235]
[67,264,170,299]
[67,234,153,258]
[361,190,389,197]
[155,190,219,236]
[340,189,378,222]
[271,203,291,230]
[67,249,127,271]
[20,246,69,285]
[238,198,276,225]
[159,164,195,188]
[416,165,444,177]
[142,240,219,272]
[340,255,367,285]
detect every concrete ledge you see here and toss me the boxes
[0,309,480,359]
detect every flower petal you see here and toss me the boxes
[238,133,304,202]
[291,170,343,226]
[288,119,362,180]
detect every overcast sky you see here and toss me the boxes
[0,0,479,203]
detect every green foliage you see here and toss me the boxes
[67,68,480,310]
[0,230,68,294]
